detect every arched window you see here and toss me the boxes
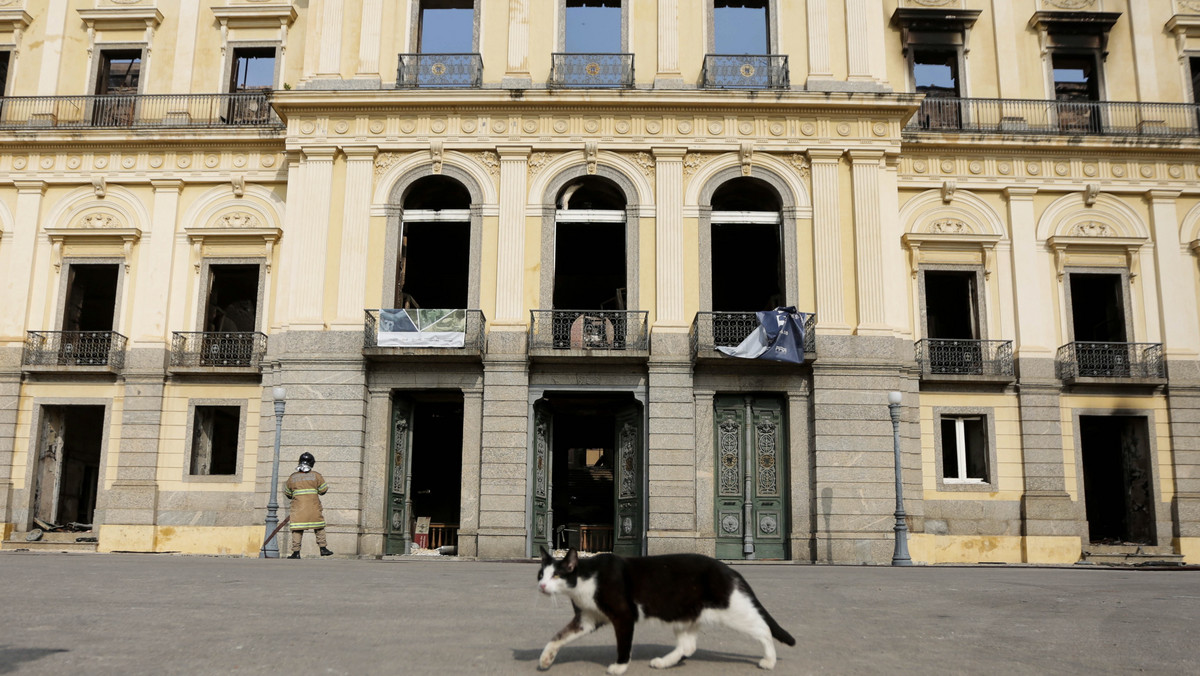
[552,176,627,311]
[396,175,472,310]
[709,177,784,312]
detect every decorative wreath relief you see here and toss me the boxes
[622,517,633,535]
[721,514,740,534]
[759,515,778,535]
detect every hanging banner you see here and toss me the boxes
[378,309,467,348]
[716,307,808,364]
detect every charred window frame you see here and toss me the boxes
[707,0,779,55]
[226,43,279,93]
[412,0,479,54]
[90,46,145,96]
[1063,268,1133,344]
[195,258,266,334]
[55,258,125,334]
[918,265,987,341]
[933,407,997,492]
[0,49,11,97]
[184,400,247,481]
[1030,12,1119,104]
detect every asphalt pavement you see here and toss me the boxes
[0,552,1197,675]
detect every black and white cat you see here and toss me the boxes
[536,547,796,674]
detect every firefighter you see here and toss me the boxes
[284,452,332,558]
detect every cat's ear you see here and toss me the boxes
[563,548,579,573]
[539,546,553,564]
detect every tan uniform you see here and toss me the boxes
[285,469,328,552]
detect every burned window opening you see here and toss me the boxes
[205,264,259,332]
[403,175,471,211]
[554,177,627,311]
[924,270,979,339]
[558,178,625,211]
[33,405,104,528]
[940,416,987,482]
[63,264,119,332]
[710,178,784,312]
[0,51,9,97]
[1069,273,1126,343]
[190,406,240,476]
[913,48,960,97]
[1079,415,1155,545]
[395,176,473,310]
[229,47,275,93]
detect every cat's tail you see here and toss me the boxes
[737,578,797,647]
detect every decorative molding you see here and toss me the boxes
[1070,221,1112,237]
[374,152,404,178]
[787,153,810,179]
[929,218,969,234]
[476,151,500,177]
[78,212,123,229]
[1042,0,1096,9]
[214,212,263,229]
[629,152,655,178]
[682,153,716,178]
[739,143,754,176]
[585,141,598,175]
[941,180,956,204]
[430,140,444,174]
[527,152,553,178]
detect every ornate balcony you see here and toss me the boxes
[1056,342,1166,384]
[170,332,267,374]
[0,92,279,130]
[702,54,789,89]
[363,309,486,361]
[691,311,816,362]
[23,331,127,373]
[905,97,1200,138]
[915,339,1014,383]
[396,54,483,88]
[528,310,649,360]
[549,53,634,88]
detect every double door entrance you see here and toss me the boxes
[714,395,789,560]
[386,393,464,555]
[531,393,644,557]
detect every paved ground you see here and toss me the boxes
[0,553,1197,675]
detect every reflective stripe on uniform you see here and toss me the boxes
[290,521,326,529]
[290,488,320,495]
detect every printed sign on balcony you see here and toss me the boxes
[378,309,467,348]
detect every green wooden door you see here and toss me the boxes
[531,401,553,553]
[385,397,414,555]
[612,403,643,556]
[714,395,788,560]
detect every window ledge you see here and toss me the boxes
[936,480,997,493]
[919,373,1015,385]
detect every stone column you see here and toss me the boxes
[478,356,529,558]
[316,0,344,79]
[989,0,1021,98]
[787,387,813,561]
[1005,188,1054,364]
[1147,192,1199,367]
[357,388,390,556]
[131,181,181,346]
[170,0,200,92]
[1,181,45,342]
[458,388,483,557]
[503,0,532,88]
[356,0,384,82]
[654,147,686,326]
[287,147,336,330]
[494,147,530,324]
[99,379,165,552]
[846,0,887,88]
[808,150,848,333]
[36,1,68,96]
[647,358,697,555]
[655,0,683,88]
[806,0,833,87]
[335,148,376,328]
[1126,0,1161,103]
[693,388,716,557]
[850,151,888,334]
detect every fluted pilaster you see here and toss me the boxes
[806,0,832,81]
[287,147,336,328]
[131,181,182,342]
[655,147,686,325]
[356,0,383,77]
[317,0,344,77]
[495,147,531,322]
[851,151,887,333]
[655,0,682,87]
[504,0,531,88]
[1005,187,1052,360]
[335,148,376,326]
[809,150,846,332]
[1,182,45,339]
[1148,191,1199,358]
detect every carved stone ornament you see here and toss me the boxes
[476,151,500,177]
[1180,0,1200,12]
[92,176,107,198]
[1043,0,1096,9]
[739,142,754,177]
[928,219,970,234]
[1071,221,1112,237]
[941,180,957,204]
[682,153,715,178]
[374,152,403,178]
[721,514,740,534]
[1083,183,1100,206]
[585,141,599,175]
[788,154,810,179]
[430,140,444,174]
[909,0,957,6]
[78,212,122,229]
[231,175,246,198]
[215,212,262,229]
[527,152,553,178]
[759,514,778,535]
[629,152,654,178]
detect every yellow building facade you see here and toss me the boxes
[1,0,1198,565]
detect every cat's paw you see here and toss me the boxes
[606,663,629,675]
[538,645,558,669]
[649,657,666,669]
[758,656,776,670]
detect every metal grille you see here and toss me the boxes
[915,339,1014,377]
[396,54,483,88]
[23,331,127,368]
[691,311,816,356]
[905,97,1200,137]
[528,310,649,351]
[702,54,789,89]
[363,309,486,351]
[1056,342,1165,380]
[0,93,279,129]
[549,53,634,88]
[171,332,267,368]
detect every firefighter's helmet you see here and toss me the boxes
[298,452,316,467]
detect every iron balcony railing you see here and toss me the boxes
[702,54,789,89]
[171,332,267,369]
[549,53,634,88]
[396,54,483,88]
[364,309,487,352]
[691,311,816,356]
[23,330,127,369]
[1056,342,1165,380]
[0,92,279,129]
[529,310,649,352]
[905,97,1200,138]
[915,339,1013,378]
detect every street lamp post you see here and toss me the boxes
[888,390,912,566]
[261,386,286,559]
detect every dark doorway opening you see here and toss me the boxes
[1079,415,1155,545]
[34,406,105,528]
[1069,273,1126,342]
[190,406,240,476]
[388,393,464,554]
[711,178,784,312]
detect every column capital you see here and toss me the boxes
[150,179,184,191]
[13,180,47,194]
[497,146,532,159]
[847,149,886,163]
[1145,189,1182,203]
[342,146,378,160]
[807,149,845,162]
[652,147,688,160]
[1004,186,1038,200]
[302,146,339,161]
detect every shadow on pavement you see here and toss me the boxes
[0,647,69,674]
[512,643,766,668]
